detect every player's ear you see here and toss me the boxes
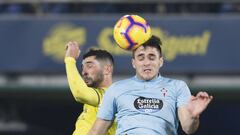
[159,57,164,68]
[103,64,113,75]
[132,58,136,69]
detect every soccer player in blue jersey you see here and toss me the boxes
[88,35,213,135]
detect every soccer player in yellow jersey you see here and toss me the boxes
[65,41,116,135]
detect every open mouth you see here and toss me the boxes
[83,76,90,83]
[84,80,89,84]
[143,69,151,73]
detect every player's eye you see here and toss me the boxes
[87,64,93,68]
[148,55,156,61]
[136,54,145,61]
[137,56,144,61]
[83,63,94,69]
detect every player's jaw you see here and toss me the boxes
[82,75,94,86]
[83,72,104,88]
[139,67,158,81]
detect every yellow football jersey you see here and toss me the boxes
[73,91,116,135]
[65,57,116,135]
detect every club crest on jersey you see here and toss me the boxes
[161,88,168,97]
[134,97,163,113]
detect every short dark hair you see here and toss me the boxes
[83,48,114,66]
[133,35,162,58]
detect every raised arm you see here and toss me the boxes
[87,118,113,135]
[178,91,213,134]
[65,41,100,106]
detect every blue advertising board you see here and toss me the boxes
[0,15,240,75]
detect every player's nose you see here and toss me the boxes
[82,69,88,76]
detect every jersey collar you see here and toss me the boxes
[134,74,161,82]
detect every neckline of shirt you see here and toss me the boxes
[133,74,162,82]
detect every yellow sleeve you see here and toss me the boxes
[65,57,100,106]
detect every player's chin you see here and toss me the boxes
[85,80,93,86]
[142,74,155,81]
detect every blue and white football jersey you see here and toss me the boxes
[97,75,191,135]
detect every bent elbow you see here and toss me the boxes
[74,96,82,102]
[71,90,86,103]
[74,96,87,103]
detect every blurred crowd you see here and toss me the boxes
[0,2,240,15]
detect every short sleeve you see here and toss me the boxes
[97,84,117,121]
[176,81,191,108]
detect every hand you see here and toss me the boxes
[187,91,213,118]
[65,41,81,60]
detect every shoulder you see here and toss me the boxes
[160,76,188,87]
[111,77,135,88]
[160,76,190,95]
[105,77,135,95]
[94,88,106,97]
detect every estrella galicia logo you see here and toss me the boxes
[134,97,163,113]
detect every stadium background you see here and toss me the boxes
[0,0,240,135]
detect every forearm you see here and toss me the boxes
[178,107,200,134]
[87,126,108,135]
[65,57,99,106]
[182,115,199,134]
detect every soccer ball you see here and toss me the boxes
[113,15,152,50]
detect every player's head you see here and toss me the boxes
[82,49,114,88]
[132,35,163,81]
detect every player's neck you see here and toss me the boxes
[99,76,112,88]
